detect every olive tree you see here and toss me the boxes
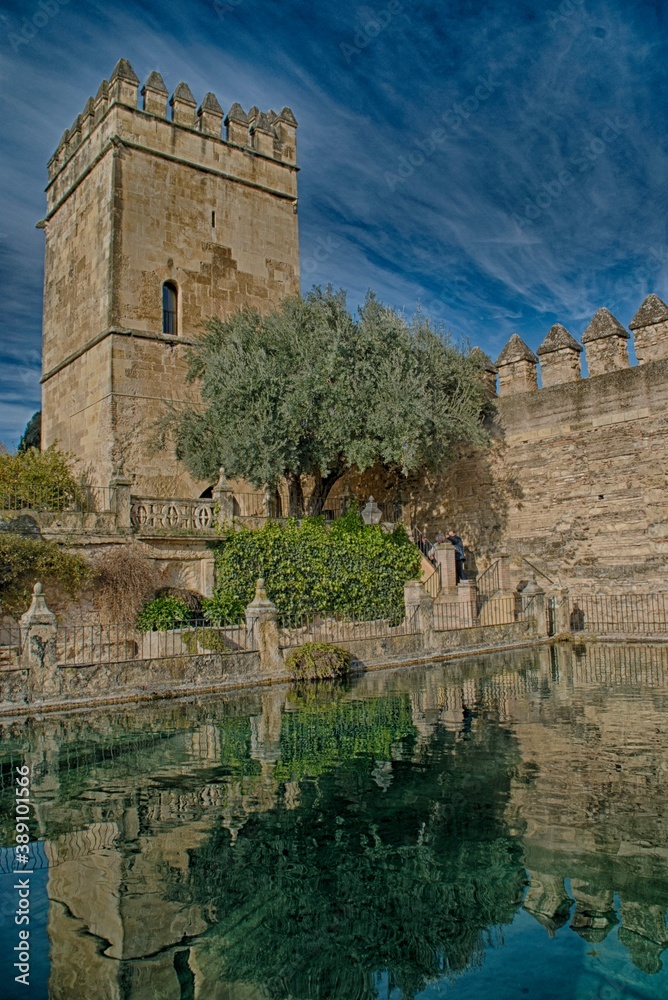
[174,287,489,516]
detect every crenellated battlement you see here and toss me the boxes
[47,57,298,185]
[494,294,668,397]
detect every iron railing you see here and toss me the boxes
[569,593,668,635]
[0,622,22,666]
[55,620,256,666]
[476,560,501,599]
[433,603,476,631]
[277,607,420,648]
[0,485,114,514]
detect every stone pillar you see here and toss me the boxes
[110,477,132,531]
[497,552,512,595]
[536,324,582,387]
[20,583,59,700]
[434,543,457,592]
[520,575,548,636]
[551,587,571,637]
[581,308,630,376]
[245,579,284,675]
[403,580,435,648]
[213,467,235,524]
[495,334,538,397]
[629,293,668,364]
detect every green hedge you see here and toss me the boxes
[205,509,421,625]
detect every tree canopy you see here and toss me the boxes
[175,288,490,515]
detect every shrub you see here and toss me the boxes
[0,534,92,617]
[136,595,194,632]
[284,642,351,681]
[209,512,421,625]
[202,590,246,626]
[94,549,157,624]
[0,445,84,511]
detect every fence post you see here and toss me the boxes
[245,579,284,675]
[111,477,132,531]
[522,574,548,637]
[551,587,571,637]
[404,580,435,649]
[20,583,59,699]
[213,467,235,525]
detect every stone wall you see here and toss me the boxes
[346,296,668,594]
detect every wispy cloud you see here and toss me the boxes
[1,0,667,442]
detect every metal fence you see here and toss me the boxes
[55,620,256,666]
[434,593,536,632]
[278,607,420,648]
[0,485,113,514]
[0,622,21,665]
[569,593,668,636]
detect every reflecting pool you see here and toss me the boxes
[1,641,667,999]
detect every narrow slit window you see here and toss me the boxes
[211,210,216,227]
[162,281,178,335]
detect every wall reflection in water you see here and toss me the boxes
[0,641,667,999]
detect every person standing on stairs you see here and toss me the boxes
[446,530,467,583]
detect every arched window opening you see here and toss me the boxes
[162,281,178,335]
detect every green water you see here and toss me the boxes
[1,642,667,999]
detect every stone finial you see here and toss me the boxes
[537,324,582,387]
[20,583,58,677]
[495,334,538,397]
[469,347,498,397]
[198,91,224,137]
[142,70,169,117]
[170,81,197,127]
[582,308,630,377]
[629,293,668,365]
[108,58,140,109]
[225,102,250,145]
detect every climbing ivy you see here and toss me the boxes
[204,509,422,625]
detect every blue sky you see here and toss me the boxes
[0,0,667,446]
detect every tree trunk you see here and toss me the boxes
[305,463,345,517]
[286,473,305,517]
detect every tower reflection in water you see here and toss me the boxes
[0,640,667,1000]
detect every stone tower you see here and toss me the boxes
[40,58,299,495]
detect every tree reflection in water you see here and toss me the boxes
[173,694,526,1000]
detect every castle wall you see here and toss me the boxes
[404,358,668,592]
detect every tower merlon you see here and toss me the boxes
[495,333,538,396]
[142,71,169,117]
[170,81,197,126]
[629,293,668,365]
[198,91,224,138]
[581,308,630,377]
[536,324,582,387]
